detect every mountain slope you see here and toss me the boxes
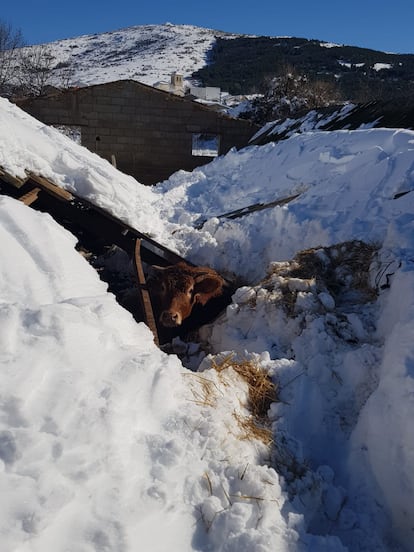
[22,23,414,102]
[193,36,414,98]
[39,23,235,88]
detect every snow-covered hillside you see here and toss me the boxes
[27,23,236,88]
[1,98,414,551]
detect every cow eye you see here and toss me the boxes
[161,282,167,294]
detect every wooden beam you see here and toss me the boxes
[19,187,41,205]
[0,167,28,189]
[195,193,301,229]
[134,239,159,346]
[2,167,190,267]
[27,172,74,202]
[72,194,190,267]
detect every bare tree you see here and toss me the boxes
[304,79,342,110]
[54,61,75,90]
[0,20,24,95]
[247,65,342,123]
[0,20,63,98]
[18,44,56,96]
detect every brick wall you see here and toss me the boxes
[17,80,259,185]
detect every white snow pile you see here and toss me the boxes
[373,63,393,72]
[1,97,414,551]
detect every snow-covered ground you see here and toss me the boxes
[1,97,414,551]
[20,24,236,89]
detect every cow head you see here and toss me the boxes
[148,262,225,327]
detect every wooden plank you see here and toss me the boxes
[0,167,28,189]
[393,190,411,200]
[27,172,74,202]
[225,193,301,219]
[1,167,190,268]
[72,194,190,267]
[18,187,41,205]
[134,239,159,346]
[194,193,301,229]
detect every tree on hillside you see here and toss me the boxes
[0,20,24,95]
[0,20,68,98]
[17,44,56,96]
[243,65,342,124]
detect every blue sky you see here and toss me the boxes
[2,0,414,54]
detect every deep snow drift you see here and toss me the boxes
[0,97,414,551]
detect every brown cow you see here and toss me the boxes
[148,262,226,328]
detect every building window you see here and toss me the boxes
[192,133,220,157]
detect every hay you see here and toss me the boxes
[233,412,273,445]
[264,240,379,314]
[210,354,277,445]
[289,240,378,299]
[183,373,220,407]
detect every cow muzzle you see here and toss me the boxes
[160,310,183,327]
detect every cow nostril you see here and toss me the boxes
[160,311,182,327]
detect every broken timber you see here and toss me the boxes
[18,187,41,206]
[0,167,187,266]
[0,167,190,345]
[194,192,301,229]
[134,239,159,347]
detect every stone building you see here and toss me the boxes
[17,80,258,185]
[154,72,185,96]
[189,85,221,102]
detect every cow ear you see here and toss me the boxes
[194,274,224,305]
[146,264,166,280]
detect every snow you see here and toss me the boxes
[1,97,414,551]
[18,24,236,89]
[320,42,343,49]
[249,104,359,143]
[373,63,393,71]
[337,62,391,72]
[337,61,365,69]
